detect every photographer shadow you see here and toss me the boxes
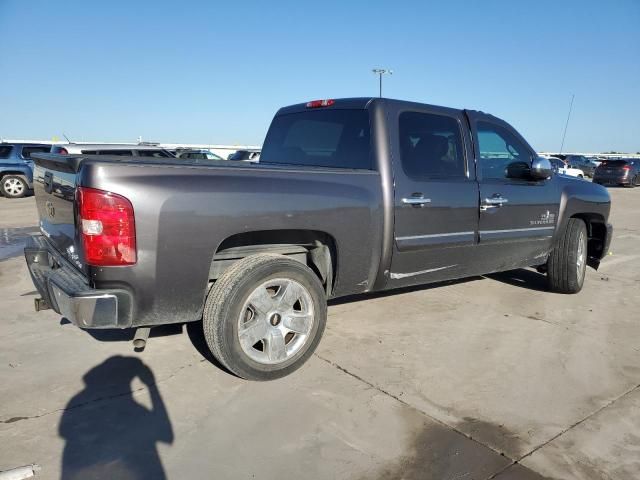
[59,356,173,480]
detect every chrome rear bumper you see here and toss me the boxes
[24,235,132,328]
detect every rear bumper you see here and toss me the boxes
[593,175,630,185]
[24,235,133,328]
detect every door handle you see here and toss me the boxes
[402,196,431,206]
[44,171,54,194]
[481,195,508,211]
[484,196,509,205]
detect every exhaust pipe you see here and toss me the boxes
[34,298,50,312]
[133,327,151,350]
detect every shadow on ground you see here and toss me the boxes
[329,267,549,308]
[485,268,550,292]
[59,356,173,480]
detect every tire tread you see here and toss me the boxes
[203,254,326,380]
[547,218,587,293]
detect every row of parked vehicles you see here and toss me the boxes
[0,142,261,198]
[541,153,640,187]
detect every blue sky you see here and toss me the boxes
[1,0,638,152]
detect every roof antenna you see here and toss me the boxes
[62,133,72,144]
[559,94,574,154]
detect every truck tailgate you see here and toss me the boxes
[31,155,82,270]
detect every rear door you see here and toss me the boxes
[468,114,559,271]
[387,105,479,287]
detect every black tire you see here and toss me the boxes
[203,254,327,380]
[1,175,28,198]
[547,218,588,294]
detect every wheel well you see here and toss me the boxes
[570,213,607,265]
[0,171,28,179]
[211,230,337,295]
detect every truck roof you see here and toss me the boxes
[275,97,497,121]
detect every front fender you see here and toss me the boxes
[555,177,611,264]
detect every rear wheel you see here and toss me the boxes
[1,175,28,198]
[547,218,587,293]
[203,254,327,380]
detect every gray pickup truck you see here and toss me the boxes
[25,97,612,380]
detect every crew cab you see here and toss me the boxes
[25,98,612,380]
[0,142,52,198]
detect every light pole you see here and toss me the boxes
[372,68,392,97]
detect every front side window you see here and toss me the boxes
[477,122,532,180]
[399,111,465,179]
[261,109,371,169]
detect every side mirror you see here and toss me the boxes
[531,157,553,180]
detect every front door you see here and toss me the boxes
[469,115,559,272]
[388,106,479,288]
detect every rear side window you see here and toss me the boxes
[260,109,372,169]
[399,111,466,179]
[21,146,51,158]
[136,150,171,158]
[82,150,133,156]
[0,145,12,159]
[181,152,205,159]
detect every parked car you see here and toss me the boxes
[549,154,596,177]
[50,144,174,158]
[593,159,640,187]
[176,149,224,161]
[227,149,260,161]
[548,157,585,178]
[25,97,612,380]
[0,142,52,198]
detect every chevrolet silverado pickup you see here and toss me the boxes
[25,97,613,380]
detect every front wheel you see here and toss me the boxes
[547,218,587,293]
[203,254,327,380]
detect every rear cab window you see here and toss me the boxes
[260,109,372,169]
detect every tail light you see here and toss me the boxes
[306,99,335,108]
[76,187,136,266]
[58,147,69,155]
[622,165,631,170]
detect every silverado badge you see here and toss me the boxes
[530,210,555,225]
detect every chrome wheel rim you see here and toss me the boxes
[576,231,586,276]
[4,178,24,196]
[238,278,314,365]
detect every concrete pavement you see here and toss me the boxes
[0,189,638,479]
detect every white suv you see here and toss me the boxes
[549,157,585,178]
